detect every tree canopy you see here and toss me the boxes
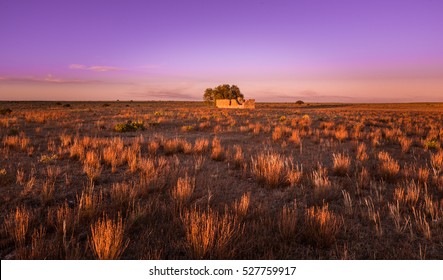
[203,84,244,104]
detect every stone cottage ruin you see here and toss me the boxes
[215,97,255,109]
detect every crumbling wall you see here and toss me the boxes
[215,99,255,109]
[243,99,255,109]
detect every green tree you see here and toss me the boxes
[203,84,244,105]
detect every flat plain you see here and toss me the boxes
[1,101,442,259]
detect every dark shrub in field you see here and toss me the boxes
[114,120,145,132]
[0,108,12,115]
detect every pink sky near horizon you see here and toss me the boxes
[1,0,443,102]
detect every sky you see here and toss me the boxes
[1,0,443,102]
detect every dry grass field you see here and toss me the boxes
[1,101,443,259]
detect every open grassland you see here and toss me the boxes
[1,101,443,259]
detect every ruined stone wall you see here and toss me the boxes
[215,99,255,109]
[243,99,255,109]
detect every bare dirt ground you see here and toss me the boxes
[1,101,442,259]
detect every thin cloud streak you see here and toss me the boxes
[0,75,104,85]
[69,64,125,72]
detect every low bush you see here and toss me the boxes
[114,120,145,132]
[0,108,12,115]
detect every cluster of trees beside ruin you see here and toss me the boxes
[203,84,244,104]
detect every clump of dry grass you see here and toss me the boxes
[362,197,383,237]
[356,143,369,162]
[278,203,297,239]
[211,137,225,161]
[304,203,340,247]
[251,151,289,188]
[310,164,337,200]
[83,150,102,184]
[4,206,32,247]
[89,213,129,260]
[147,140,160,155]
[388,201,410,234]
[77,188,103,221]
[47,201,74,236]
[16,168,25,185]
[110,182,138,208]
[334,126,348,142]
[232,192,250,218]
[393,180,421,210]
[357,167,370,189]
[378,151,400,181]
[29,225,47,259]
[102,138,125,173]
[287,164,303,188]
[430,151,443,177]
[272,126,283,141]
[194,138,209,153]
[399,136,412,153]
[171,174,195,208]
[342,190,353,215]
[289,130,301,147]
[332,153,351,176]
[69,139,85,160]
[412,208,431,240]
[232,145,244,169]
[163,138,185,154]
[252,123,261,135]
[181,207,241,259]
[3,133,31,151]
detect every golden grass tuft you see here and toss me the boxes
[211,137,225,161]
[251,151,289,188]
[287,164,303,188]
[232,145,244,169]
[332,152,351,176]
[110,182,138,208]
[232,192,250,218]
[356,143,369,162]
[304,203,340,247]
[171,174,195,208]
[278,203,297,239]
[181,207,241,259]
[289,130,301,147]
[399,136,412,153]
[193,138,209,153]
[430,150,443,176]
[89,213,129,260]
[378,151,400,180]
[83,150,102,183]
[334,126,348,142]
[4,206,32,247]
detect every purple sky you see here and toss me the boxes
[1,0,443,102]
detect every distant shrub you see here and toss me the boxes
[423,139,439,150]
[295,100,304,105]
[39,154,58,163]
[181,125,195,132]
[0,108,12,115]
[114,120,145,132]
[63,104,71,108]
[8,127,19,136]
[102,103,111,107]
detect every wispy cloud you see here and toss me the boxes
[127,84,198,100]
[0,74,104,84]
[69,64,125,72]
